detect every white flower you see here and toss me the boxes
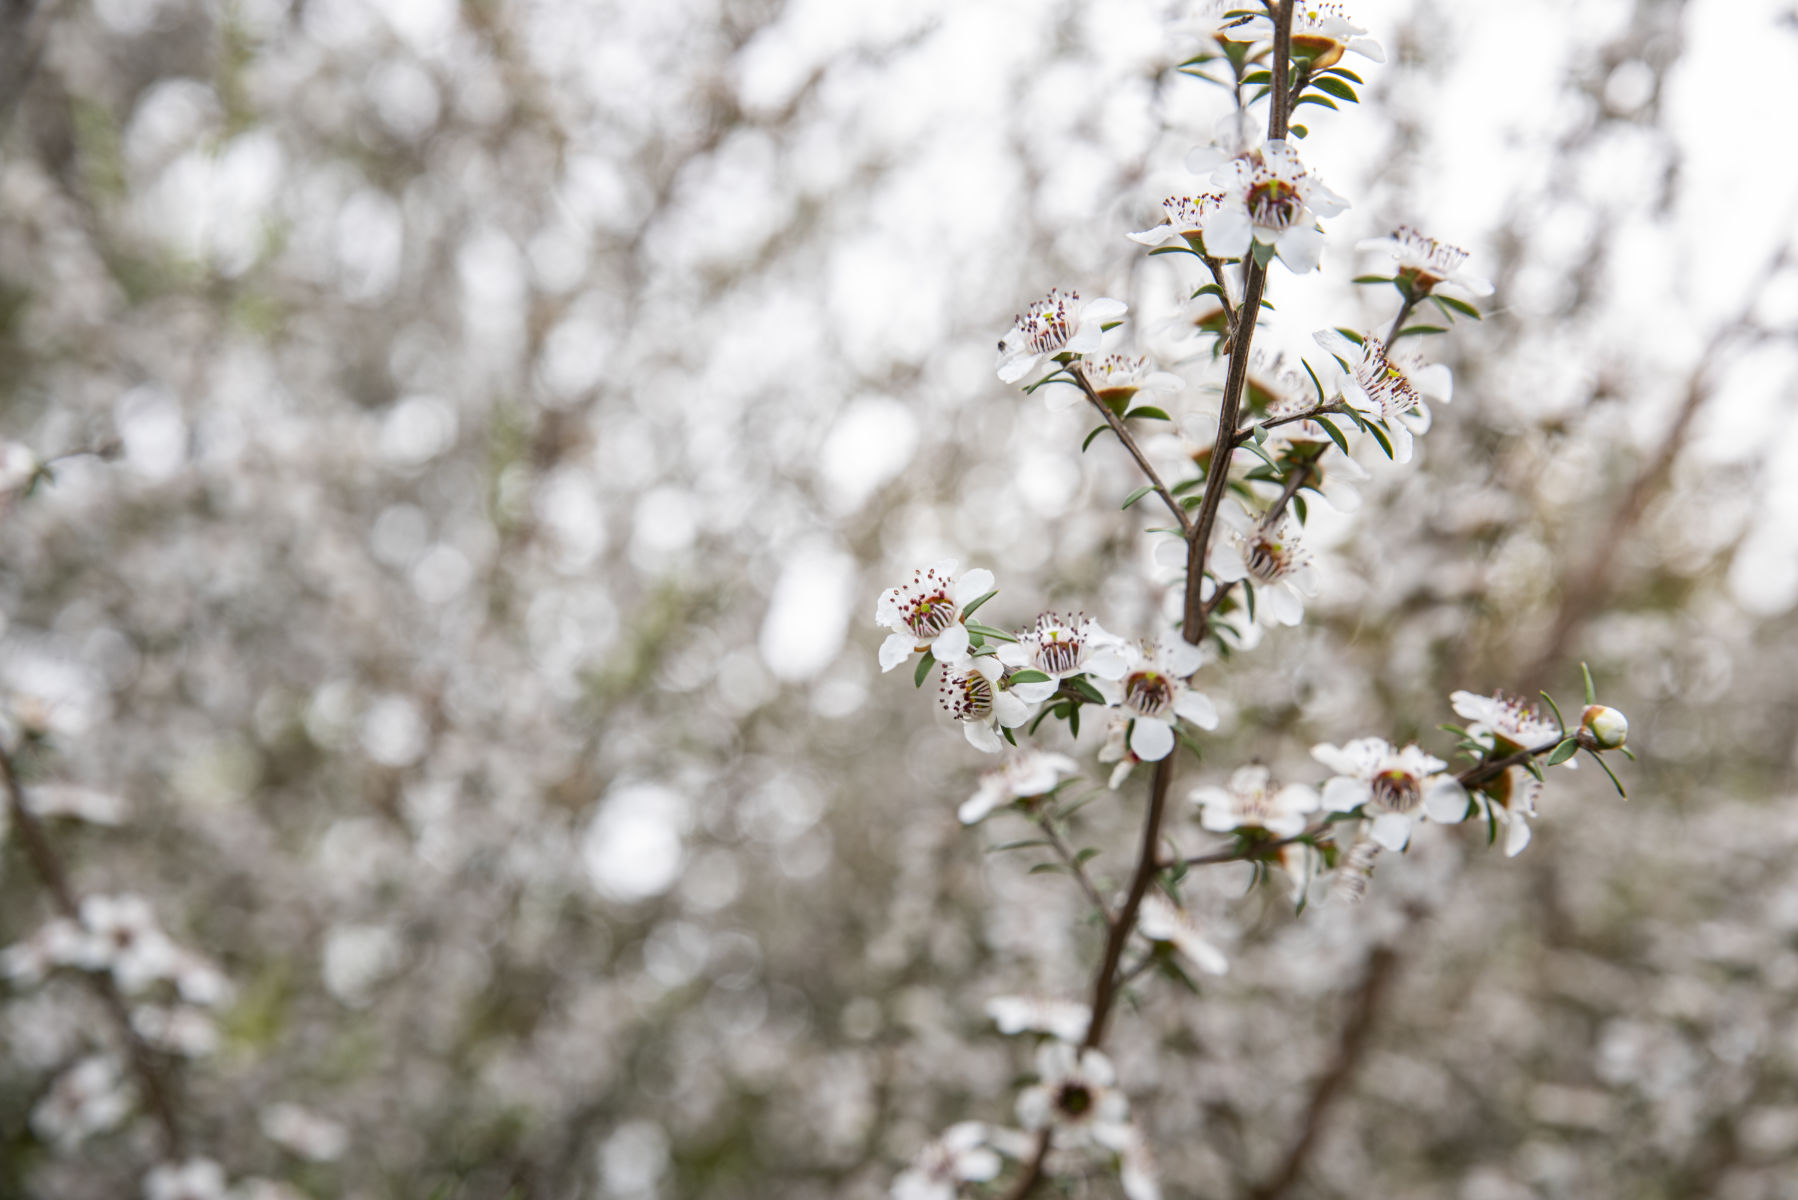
[1184,110,1264,176]
[961,750,1080,825]
[1449,690,1564,754]
[1205,141,1349,273]
[1065,354,1185,414]
[1359,226,1493,297]
[31,1055,131,1148]
[1190,764,1320,837]
[1473,765,1542,857]
[1,915,91,985]
[0,440,37,500]
[986,994,1092,1043]
[1127,193,1228,250]
[1171,0,1259,61]
[997,288,1128,385]
[1312,737,1468,851]
[260,1103,350,1162]
[1209,508,1316,626]
[1137,892,1228,976]
[892,1122,1002,1200]
[132,1004,220,1057]
[1117,1126,1163,1200]
[1238,2,1385,68]
[997,613,1130,702]
[1092,639,1219,762]
[1097,714,1141,790]
[144,1158,229,1200]
[25,784,129,824]
[1016,1042,1132,1150]
[1578,704,1629,751]
[1313,329,1452,462]
[78,893,179,993]
[875,561,996,673]
[938,656,1031,753]
[1274,840,1324,906]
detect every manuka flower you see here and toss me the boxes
[891,1123,1002,1200]
[1473,765,1541,857]
[997,613,1129,703]
[1578,704,1629,751]
[77,893,178,993]
[938,657,1031,753]
[1092,639,1219,762]
[144,1159,229,1200]
[1127,193,1228,251]
[1098,714,1142,790]
[1016,1042,1132,1150]
[1313,329,1452,462]
[1184,110,1263,176]
[1238,2,1384,68]
[1137,892,1228,976]
[997,288,1127,385]
[1312,737,1469,851]
[960,749,1080,824]
[1190,764,1320,838]
[1450,690,1564,755]
[987,994,1092,1042]
[1359,226,1493,297]
[876,562,995,673]
[1209,508,1316,626]
[1066,354,1185,414]
[1204,141,1348,273]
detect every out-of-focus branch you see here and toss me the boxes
[0,0,66,130]
[1519,236,1792,693]
[1072,372,1191,535]
[1036,812,1114,926]
[0,744,187,1159]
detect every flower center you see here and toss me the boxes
[1124,670,1174,718]
[1056,1082,1094,1119]
[939,669,994,722]
[1246,534,1287,582]
[1247,178,1301,229]
[1372,768,1420,813]
[905,592,957,639]
[1036,633,1083,676]
[1012,290,1077,356]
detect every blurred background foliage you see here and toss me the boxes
[2,0,1798,1197]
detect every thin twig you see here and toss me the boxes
[1229,401,1349,448]
[1383,293,1420,348]
[0,744,186,1159]
[1072,372,1192,535]
[1036,813,1115,926]
[998,1129,1053,1200]
[1200,460,1312,621]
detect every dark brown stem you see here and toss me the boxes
[1073,372,1192,535]
[1230,401,1349,448]
[1268,1,1296,141]
[1384,293,1420,348]
[1081,754,1173,1051]
[1202,255,1240,331]
[1036,813,1115,926]
[0,745,186,1159]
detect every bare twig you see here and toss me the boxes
[1036,813,1115,926]
[1072,372,1192,535]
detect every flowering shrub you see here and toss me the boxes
[877,6,1633,1196]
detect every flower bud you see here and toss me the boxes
[1577,704,1628,751]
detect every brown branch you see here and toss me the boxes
[1072,372,1191,535]
[1229,401,1349,448]
[0,745,186,1159]
[999,1129,1053,1200]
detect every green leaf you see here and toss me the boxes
[1242,578,1256,623]
[1544,738,1579,767]
[1191,283,1225,300]
[1122,484,1156,511]
[1314,415,1351,457]
[1242,69,1272,84]
[1539,690,1566,733]
[1149,244,1203,259]
[1068,702,1080,739]
[1334,327,1365,345]
[1366,420,1395,460]
[1300,359,1328,402]
[1292,493,1308,523]
[1289,123,1308,139]
[965,622,1018,643]
[913,649,935,688]
[1250,239,1277,268]
[1069,675,1106,705]
[1022,371,1072,395]
[1321,66,1364,83]
[1002,724,1018,747]
[961,589,998,620]
[1591,750,1628,799]
[1352,274,1394,285]
[1432,294,1482,320]
[1252,422,1269,445]
[1295,94,1339,110]
[1082,425,1111,453]
[1123,406,1172,422]
[1008,669,1051,685]
[1581,662,1597,707]
[1075,846,1101,865]
[1398,324,1449,337]
[1027,862,1068,876]
[989,839,1051,853]
[1310,75,1358,101]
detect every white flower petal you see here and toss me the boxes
[1322,775,1371,812]
[1011,680,1057,704]
[1129,718,1175,762]
[995,693,1031,728]
[954,569,995,606]
[879,633,915,673]
[1267,585,1304,626]
[964,722,1003,753]
[1423,778,1471,823]
[1175,690,1219,730]
[933,624,970,665]
[1504,817,1533,857]
[1369,811,1414,852]
[1205,208,1252,258]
